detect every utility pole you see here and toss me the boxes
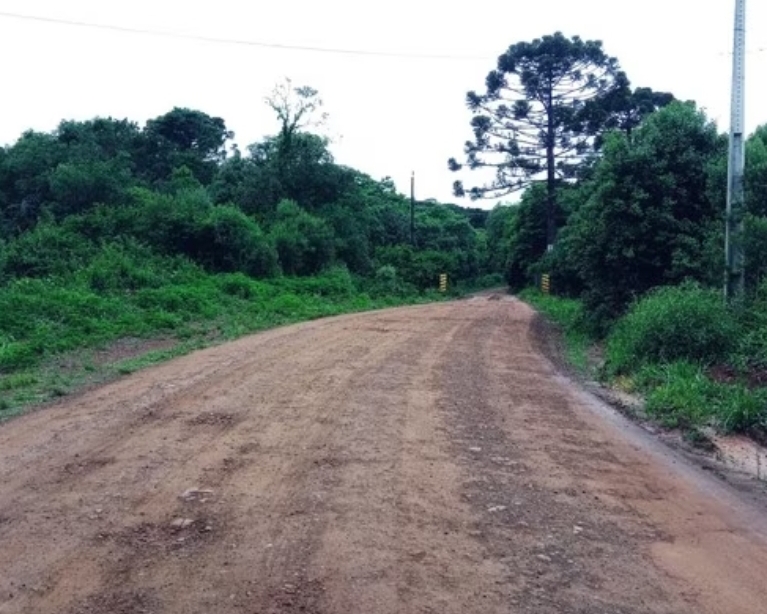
[725,0,746,302]
[410,171,415,246]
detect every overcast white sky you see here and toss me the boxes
[0,0,765,208]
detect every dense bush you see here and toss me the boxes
[605,282,738,375]
[731,279,767,372]
[192,205,278,278]
[269,200,335,276]
[0,222,95,280]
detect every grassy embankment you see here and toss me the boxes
[521,284,767,443]
[0,255,499,421]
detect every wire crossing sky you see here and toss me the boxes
[0,10,493,61]
[0,9,763,60]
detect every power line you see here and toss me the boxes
[0,10,490,61]
[1,9,764,63]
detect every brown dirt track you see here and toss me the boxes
[2,295,767,614]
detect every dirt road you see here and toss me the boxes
[2,296,767,614]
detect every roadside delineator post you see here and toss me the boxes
[439,273,448,293]
[541,274,551,295]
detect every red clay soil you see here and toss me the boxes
[1,295,767,614]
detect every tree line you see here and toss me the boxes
[451,31,767,333]
[0,80,493,295]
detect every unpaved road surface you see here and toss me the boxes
[2,296,767,614]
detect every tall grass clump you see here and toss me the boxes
[731,279,767,372]
[606,282,738,376]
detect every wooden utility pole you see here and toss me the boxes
[725,0,746,302]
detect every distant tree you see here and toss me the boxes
[141,108,233,185]
[484,204,515,273]
[269,200,335,276]
[449,32,627,249]
[56,117,143,161]
[266,78,328,140]
[0,131,65,232]
[264,79,331,195]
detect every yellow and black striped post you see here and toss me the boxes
[439,273,448,293]
[541,274,551,295]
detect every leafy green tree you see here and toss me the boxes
[269,200,335,276]
[353,174,411,248]
[585,86,675,143]
[56,117,143,162]
[140,108,233,185]
[562,101,725,328]
[264,78,330,196]
[266,78,328,142]
[213,132,353,218]
[194,205,278,278]
[449,32,627,248]
[319,202,372,274]
[0,131,64,231]
[484,204,515,274]
[48,159,133,216]
[502,185,550,289]
[0,119,143,232]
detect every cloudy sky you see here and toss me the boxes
[0,0,765,208]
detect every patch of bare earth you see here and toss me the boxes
[49,337,178,378]
[0,298,767,613]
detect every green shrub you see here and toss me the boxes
[270,200,335,276]
[606,282,737,375]
[216,273,262,300]
[193,205,278,278]
[714,385,767,433]
[0,223,95,280]
[78,239,199,292]
[375,245,460,291]
[731,279,767,371]
[0,342,37,372]
[644,362,714,428]
[287,266,356,298]
[640,362,767,433]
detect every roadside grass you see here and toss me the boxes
[0,265,461,421]
[520,285,767,442]
[518,288,594,376]
[630,362,767,435]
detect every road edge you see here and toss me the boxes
[526,304,767,507]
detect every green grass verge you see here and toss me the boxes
[519,286,767,439]
[624,362,767,435]
[518,289,594,376]
[0,266,454,421]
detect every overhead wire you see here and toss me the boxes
[0,9,764,63]
[0,10,491,61]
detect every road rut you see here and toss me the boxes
[1,295,767,613]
